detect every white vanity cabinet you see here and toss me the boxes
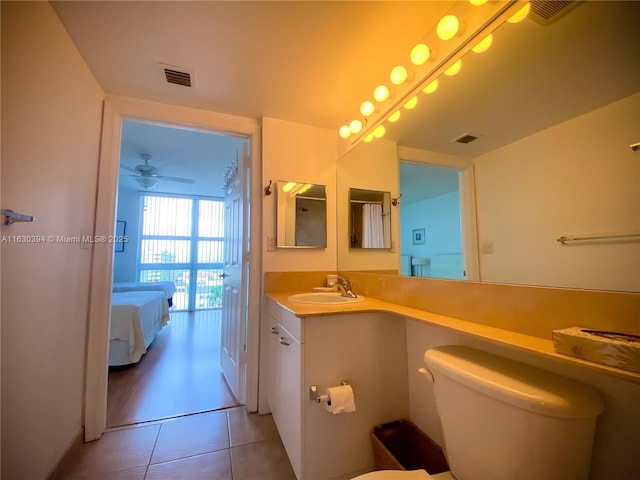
[266,298,410,480]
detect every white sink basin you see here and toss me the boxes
[287,292,364,305]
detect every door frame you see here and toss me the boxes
[84,95,261,441]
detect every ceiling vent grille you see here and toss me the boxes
[452,133,479,144]
[164,68,192,87]
[529,0,580,25]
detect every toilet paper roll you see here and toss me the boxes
[325,384,356,414]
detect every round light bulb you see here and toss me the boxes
[373,125,386,138]
[339,125,351,139]
[390,65,409,85]
[388,111,401,123]
[364,133,374,143]
[422,78,439,94]
[360,100,375,117]
[349,120,363,134]
[469,0,488,6]
[437,15,460,40]
[472,33,493,53]
[508,3,530,24]
[444,59,462,76]
[403,96,418,110]
[373,84,390,102]
[410,44,431,66]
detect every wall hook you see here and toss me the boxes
[264,180,273,196]
[391,193,402,207]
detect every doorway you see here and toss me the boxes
[107,120,244,427]
[84,97,261,441]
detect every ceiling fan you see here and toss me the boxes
[122,153,195,189]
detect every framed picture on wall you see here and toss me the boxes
[412,228,425,245]
[115,220,126,253]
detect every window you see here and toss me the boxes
[138,195,224,311]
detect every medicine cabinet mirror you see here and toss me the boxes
[349,188,391,249]
[276,181,327,248]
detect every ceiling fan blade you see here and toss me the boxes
[120,165,138,173]
[154,175,195,184]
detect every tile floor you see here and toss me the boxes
[52,407,296,480]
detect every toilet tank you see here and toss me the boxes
[423,346,603,480]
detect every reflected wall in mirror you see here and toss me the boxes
[349,188,391,249]
[336,1,639,292]
[276,181,327,248]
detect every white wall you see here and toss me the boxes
[112,189,140,282]
[337,139,400,271]
[474,93,640,292]
[1,2,104,478]
[262,117,337,272]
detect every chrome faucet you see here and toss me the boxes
[331,276,357,298]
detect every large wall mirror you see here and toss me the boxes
[337,1,639,292]
[276,180,327,248]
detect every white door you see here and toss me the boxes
[220,146,247,402]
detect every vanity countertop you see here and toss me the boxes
[266,291,640,385]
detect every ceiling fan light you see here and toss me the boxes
[136,177,159,190]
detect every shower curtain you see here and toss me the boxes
[362,203,384,248]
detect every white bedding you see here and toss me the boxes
[112,281,177,299]
[109,291,170,366]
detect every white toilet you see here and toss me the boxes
[354,345,603,480]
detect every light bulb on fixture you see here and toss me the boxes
[422,78,439,94]
[437,15,462,40]
[410,44,432,66]
[472,33,493,53]
[444,59,462,76]
[373,125,386,138]
[469,0,488,6]
[403,96,418,110]
[508,3,530,24]
[373,84,391,102]
[390,65,411,85]
[339,125,351,138]
[349,119,363,134]
[388,111,401,123]
[360,101,376,117]
[364,133,374,143]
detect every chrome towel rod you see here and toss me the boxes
[1,209,34,226]
[557,233,640,245]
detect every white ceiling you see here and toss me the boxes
[51,0,640,193]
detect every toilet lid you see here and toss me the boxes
[352,470,432,480]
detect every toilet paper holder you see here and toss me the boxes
[309,380,349,403]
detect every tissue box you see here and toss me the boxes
[552,327,640,373]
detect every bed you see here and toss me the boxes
[112,281,177,307]
[109,290,170,366]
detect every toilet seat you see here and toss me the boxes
[351,470,432,480]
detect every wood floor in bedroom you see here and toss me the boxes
[107,309,240,427]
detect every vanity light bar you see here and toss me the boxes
[340,1,531,145]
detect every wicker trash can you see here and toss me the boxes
[371,420,449,474]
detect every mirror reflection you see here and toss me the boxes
[349,188,391,249]
[337,1,639,292]
[276,181,327,248]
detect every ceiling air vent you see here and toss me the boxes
[157,63,195,88]
[529,0,581,25]
[452,133,479,144]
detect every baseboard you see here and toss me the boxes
[46,428,84,480]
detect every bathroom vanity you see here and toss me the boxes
[265,297,409,479]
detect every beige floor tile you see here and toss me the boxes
[55,424,159,478]
[230,438,296,480]
[65,466,147,480]
[146,450,232,480]
[150,410,229,464]
[228,407,279,447]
